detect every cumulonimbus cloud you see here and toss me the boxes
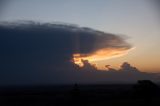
[0,21,132,64]
[0,21,133,85]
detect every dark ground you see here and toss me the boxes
[0,82,160,106]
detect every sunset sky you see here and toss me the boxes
[0,0,160,72]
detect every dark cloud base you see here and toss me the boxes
[0,21,158,85]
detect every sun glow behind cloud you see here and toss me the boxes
[0,21,133,71]
[73,47,134,67]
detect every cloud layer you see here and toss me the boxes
[0,21,137,85]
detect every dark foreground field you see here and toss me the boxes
[0,82,160,106]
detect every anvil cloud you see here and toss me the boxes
[0,21,133,85]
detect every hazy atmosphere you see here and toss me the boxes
[1,1,160,106]
[0,0,160,72]
[0,0,160,85]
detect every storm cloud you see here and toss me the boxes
[0,21,133,85]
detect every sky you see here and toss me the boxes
[0,0,160,73]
